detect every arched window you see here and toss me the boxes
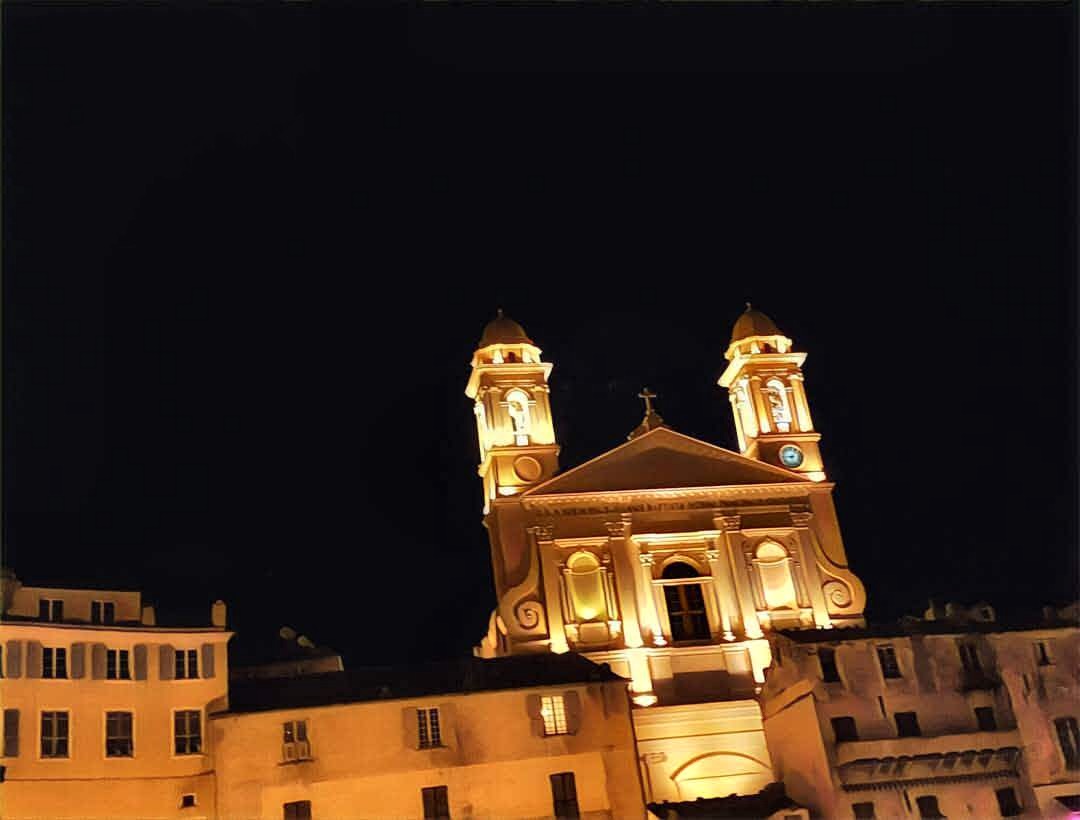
[754,540,798,611]
[764,378,793,433]
[662,562,709,642]
[505,389,531,446]
[566,552,607,623]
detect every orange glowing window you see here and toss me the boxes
[540,695,568,736]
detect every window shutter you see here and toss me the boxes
[25,642,42,679]
[437,702,456,749]
[5,641,21,679]
[200,643,215,679]
[133,645,148,680]
[3,709,18,757]
[525,693,544,737]
[402,707,420,749]
[91,644,107,679]
[159,645,175,680]
[563,690,583,735]
[69,643,86,679]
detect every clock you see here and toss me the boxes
[779,444,804,469]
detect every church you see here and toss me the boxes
[468,304,869,803]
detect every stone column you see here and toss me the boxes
[705,541,736,642]
[789,373,814,432]
[637,552,666,647]
[749,375,773,435]
[534,526,569,653]
[715,513,763,639]
[791,510,830,628]
[728,392,747,453]
[607,517,644,649]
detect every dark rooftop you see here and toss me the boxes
[220,653,625,716]
[649,782,802,819]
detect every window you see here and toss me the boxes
[662,562,710,642]
[180,794,197,809]
[421,786,450,820]
[915,795,944,819]
[42,647,68,679]
[417,708,441,749]
[877,645,901,679]
[91,601,116,625]
[550,772,580,820]
[995,787,1022,817]
[975,706,997,732]
[831,716,859,743]
[895,712,921,738]
[958,643,982,674]
[1036,641,1053,666]
[282,719,311,761]
[175,649,198,679]
[540,695,569,736]
[174,710,201,755]
[40,711,69,758]
[0,643,4,678]
[852,802,876,819]
[39,599,63,622]
[283,801,312,820]
[819,648,841,683]
[105,711,133,757]
[4,709,19,757]
[107,649,131,680]
[1055,716,1080,769]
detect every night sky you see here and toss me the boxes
[3,5,1076,667]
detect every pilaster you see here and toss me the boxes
[791,509,830,628]
[636,552,667,647]
[534,526,569,653]
[715,512,763,639]
[606,516,644,649]
[704,542,737,642]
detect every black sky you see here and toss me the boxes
[3,4,1077,667]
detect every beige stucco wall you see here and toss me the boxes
[212,680,645,820]
[7,586,143,622]
[0,622,230,819]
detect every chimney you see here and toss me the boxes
[141,605,156,626]
[212,600,227,628]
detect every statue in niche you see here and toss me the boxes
[506,389,530,445]
[765,379,793,432]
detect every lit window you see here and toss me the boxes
[42,647,68,679]
[876,645,901,679]
[421,786,450,820]
[40,711,69,758]
[417,708,441,749]
[107,649,131,680]
[175,649,199,680]
[39,599,63,622]
[105,711,133,757]
[662,562,710,642]
[1055,716,1080,769]
[540,695,568,736]
[91,601,116,625]
[282,719,311,761]
[550,772,580,820]
[174,710,201,755]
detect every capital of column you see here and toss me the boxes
[704,549,722,562]
[528,525,554,542]
[790,512,813,526]
[605,520,630,539]
[714,513,741,532]
[639,553,656,567]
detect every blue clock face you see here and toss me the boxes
[779,444,804,468]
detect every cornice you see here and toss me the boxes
[521,482,829,516]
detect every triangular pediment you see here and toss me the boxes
[523,427,807,497]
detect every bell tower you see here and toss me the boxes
[718,304,826,481]
[465,310,560,512]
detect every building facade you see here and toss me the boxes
[0,572,231,818]
[760,604,1080,819]
[468,306,868,802]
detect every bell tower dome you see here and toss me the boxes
[718,304,826,481]
[465,310,560,512]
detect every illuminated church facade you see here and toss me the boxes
[469,306,868,802]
